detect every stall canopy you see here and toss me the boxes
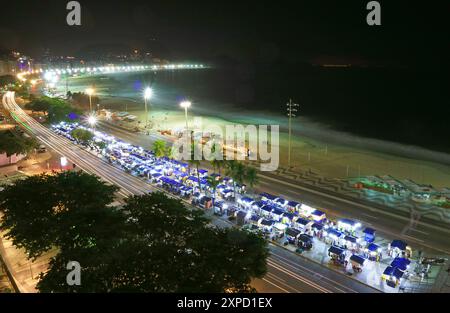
[295,217,310,226]
[344,235,358,244]
[350,254,366,266]
[383,266,404,280]
[390,240,407,251]
[285,228,301,238]
[312,223,324,231]
[311,209,325,219]
[272,208,285,217]
[367,243,380,252]
[260,192,277,201]
[287,200,300,208]
[260,205,274,213]
[240,196,254,204]
[327,229,343,239]
[328,246,345,256]
[390,257,411,272]
[363,227,376,243]
[299,233,313,243]
[260,219,274,227]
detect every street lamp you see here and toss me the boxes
[87,113,97,131]
[85,88,95,112]
[143,87,153,128]
[180,100,191,131]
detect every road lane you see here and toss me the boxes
[2,92,380,293]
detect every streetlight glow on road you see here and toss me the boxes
[87,114,97,127]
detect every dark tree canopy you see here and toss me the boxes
[1,173,268,292]
[0,171,121,259]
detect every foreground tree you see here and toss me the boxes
[37,192,268,292]
[70,128,94,144]
[0,130,38,156]
[0,171,121,259]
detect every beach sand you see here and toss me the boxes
[55,74,450,188]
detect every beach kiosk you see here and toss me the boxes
[364,243,382,261]
[271,208,285,222]
[287,200,301,213]
[337,219,361,234]
[311,209,326,222]
[260,192,277,203]
[390,257,411,272]
[328,246,346,265]
[298,204,315,217]
[273,222,287,239]
[274,197,288,208]
[363,228,376,243]
[294,217,313,232]
[259,219,275,234]
[237,196,254,210]
[324,228,344,245]
[285,227,301,245]
[298,233,313,250]
[388,240,412,259]
[260,205,274,218]
[349,254,366,272]
[382,266,404,288]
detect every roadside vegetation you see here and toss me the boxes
[0,130,38,156]
[25,96,82,124]
[0,171,268,292]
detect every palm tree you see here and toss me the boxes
[188,143,202,192]
[245,166,259,191]
[206,175,220,207]
[152,140,166,158]
[225,160,245,198]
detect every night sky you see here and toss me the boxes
[0,0,448,67]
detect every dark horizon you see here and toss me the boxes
[0,0,448,68]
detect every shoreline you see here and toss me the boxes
[55,76,450,188]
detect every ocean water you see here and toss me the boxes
[65,63,450,163]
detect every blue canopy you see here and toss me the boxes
[328,246,345,256]
[350,254,366,265]
[250,215,260,222]
[252,200,266,207]
[339,218,357,226]
[275,198,286,205]
[187,176,199,183]
[390,240,407,251]
[285,228,301,238]
[344,235,358,243]
[367,243,380,252]
[312,223,324,231]
[260,219,274,226]
[260,192,277,201]
[311,209,325,217]
[327,229,343,238]
[272,208,285,216]
[287,200,300,207]
[383,266,404,280]
[240,196,254,203]
[198,169,208,174]
[363,228,376,235]
[390,257,411,271]
[283,213,296,220]
[295,217,310,226]
[260,205,273,213]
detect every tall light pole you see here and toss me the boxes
[286,99,299,167]
[85,88,94,113]
[144,87,153,128]
[180,100,191,131]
